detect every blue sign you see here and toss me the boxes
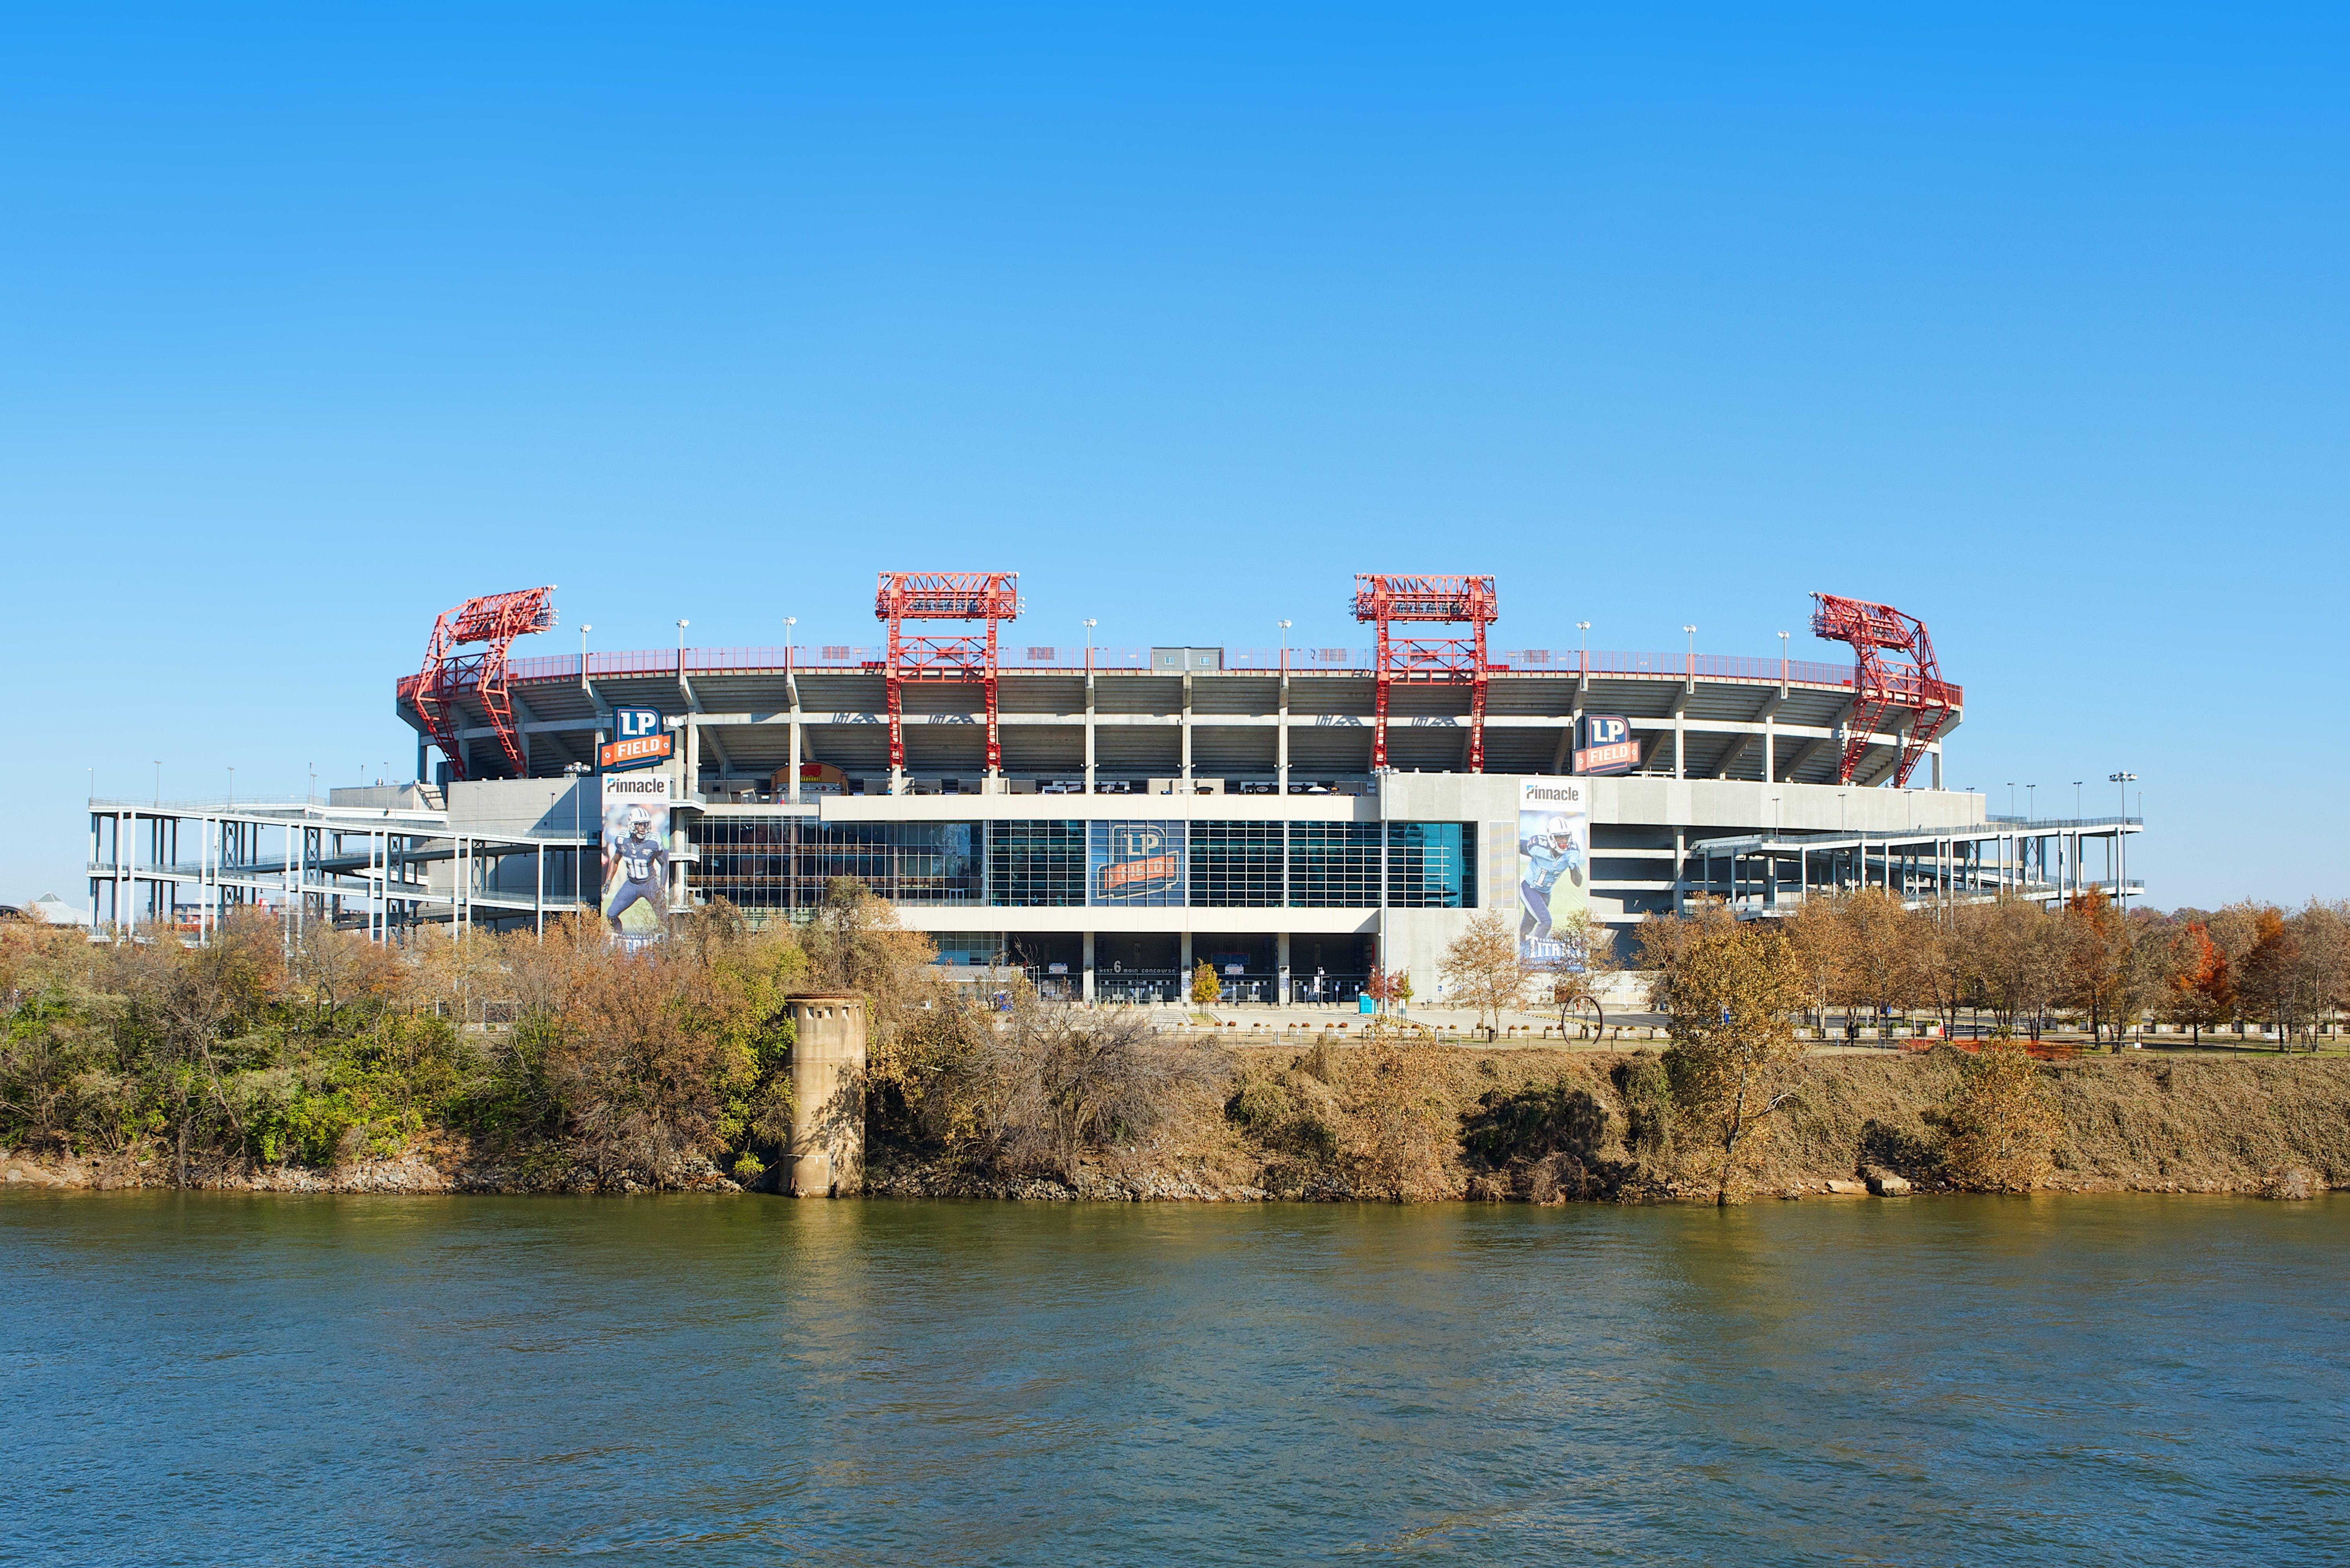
[615,707,663,741]
[1574,714,1640,777]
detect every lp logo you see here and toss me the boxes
[615,707,663,740]
[1586,716,1629,746]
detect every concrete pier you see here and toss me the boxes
[786,995,867,1197]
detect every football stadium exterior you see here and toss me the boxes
[84,573,2143,1005]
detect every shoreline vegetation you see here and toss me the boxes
[4,884,2344,1203]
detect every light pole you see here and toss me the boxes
[579,621,592,679]
[2073,780,2083,820]
[1278,619,1291,670]
[2006,782,2015,816]
[1083,618,1096,671]
[2110,771,2137,909]
[309,764,316,803]
[1576,621,1591,677]
[1682,624,1697,675]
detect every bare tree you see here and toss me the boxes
[1440,912,1530,1036]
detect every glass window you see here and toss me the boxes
[1189,821,1285,907]
[987,821,1087,907]
[1388,822,1476,908]
[1289,822,1383,907]
[1090,819,1186,907]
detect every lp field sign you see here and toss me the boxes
[1573,715,1640,776]
[599,707,674,772]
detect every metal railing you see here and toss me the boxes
[494,644,1930,696]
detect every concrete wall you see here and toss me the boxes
[787,996,866,1197]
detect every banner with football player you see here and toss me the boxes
[599,772,673,949]
[1517,778,1587,969]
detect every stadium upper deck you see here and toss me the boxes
[396,637,1961,794]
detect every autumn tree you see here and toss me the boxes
[2164,922,2232,1045]
[1190,960,1223,1008]
[1439,912,1530,1034]
[1540,907,1616,1036]
[1838,887,1920,1033]
[1640,908,1809,1205]
[1941,1036,2058,1190]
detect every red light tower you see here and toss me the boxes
[1351,574,1499,772]
[873,571,1021,780]
[411,586,558,781]
[1808,592,1957,788]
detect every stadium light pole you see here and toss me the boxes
[579,622,592,691]
[1777,629,1789,683]
[1576,620,1590,677]
[2110,771,2136,910]
[1278,619,1290,668]
[1682,624,1696,677]
[1083,618,1095,673]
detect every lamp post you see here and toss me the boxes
[2110,771,2137,909]
[1777,630,1789,683]
[1682,624,1697,677]
[1278,619,1291,671]
[1576,620,1590,677]
[579,622,592,684]
[1083,618,1096,673]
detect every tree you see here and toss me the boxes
[1190,960,1223,1007]
[1839,887,1920,1033]
[1782,895,1845,1033]
[1639,909,1809,1205]
[2164,923,2232,1045]
[1540,907,1616,1037]
[1942,1037,2058,1190]
[1365,967,1413,1013]
[1439,912,1530,1034]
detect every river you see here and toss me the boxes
[2,1192,2343,1564]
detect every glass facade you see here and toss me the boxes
[1289,822,1385,908]
[688,815,1473,911]
[1188,821,1286,907]
[1388,822,1476,909]
[986,821,1087,907]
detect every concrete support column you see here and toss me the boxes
[1277,673,1289,793]
[1931,744,1942,789]
[786,995,867,1196]
[1180,672,1193,781]
[1084,673,1097,793]
[1277,930,1291,1005]
[1674,708,1686,779]
[1180,929,1193,984]
[1082,930,1095,1002]
[1673,828,1686,914]
[788,715,801,804]
[1763,714,1776,782]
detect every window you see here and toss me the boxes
[1388,822,1475,908]
[1090,819,1186,907]
[987,821,1086,907]
[1189,821,1285,907]
[1289,822,1383,907]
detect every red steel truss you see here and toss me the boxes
[1350,574,1500,772]
[1808,592,1958,788]
[873,571,1021,775]
[412,587,558,781]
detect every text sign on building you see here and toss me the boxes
[1573,714,1639,777]
[598,772,674,951]
[599,707,672,771]
[1517,779,1588,970]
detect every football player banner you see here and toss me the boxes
[1517,778,1588,969]
[599,773,673,949]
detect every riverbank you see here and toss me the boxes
[13,1044,2343,1201]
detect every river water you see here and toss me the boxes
[2,1192,2343,1565]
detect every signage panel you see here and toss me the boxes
[600,708,672,772]
[1573,714,1640,777]
[599,773,673,949]
[1090,820,1185,906]
[1517,778,1588,969]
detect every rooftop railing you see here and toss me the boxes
[489,646,1954,702]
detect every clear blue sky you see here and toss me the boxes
[5,5,2344,911]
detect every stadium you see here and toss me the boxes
[86,571,2143,1005]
